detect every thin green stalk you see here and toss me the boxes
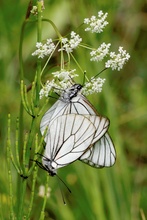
[70,52,89,81]
[39,175,49,220]
[30,81,36,116]
[17,102,25,215]
[15,117,23,173]
[140,209,146,220]
[24,118,36,172]
[28,131,47,176]
[18,18,36,80]
[60,45,64,70]
[7,117,22,175]
[79,43,94,50]
[7,114,15,220]
[18,179,27,220]
[21,82,34,115]
[22,132,28,173]
[40,41,60,80]
[19,20,28,81]
[27,166,39,219]
[35,1,43,107]
[42,18,62,39]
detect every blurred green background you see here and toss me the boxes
[0,0,147,219]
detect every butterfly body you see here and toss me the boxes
[42,157,57,176]
[60,84,83,102]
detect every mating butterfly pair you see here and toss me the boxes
[39,84,116,176]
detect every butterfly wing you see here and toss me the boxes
[69,94,116,167]
[43,114,103,171]
[79,133,116,167]
[40,93,110,143]
[40,100,68,138]
[40,92,99,136]
[40,84,116,169]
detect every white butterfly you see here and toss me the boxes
[41,113,109,176]
[40,84,116,174]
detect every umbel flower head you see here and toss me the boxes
[31,10,130,99]
[39,69,106,99]
[39,69,78,99]
[58,31,82,53]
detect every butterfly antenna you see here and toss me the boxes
[56,173,71,194]
[57,177,66,205]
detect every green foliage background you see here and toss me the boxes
[0,0,147,219]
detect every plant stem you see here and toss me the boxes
[7,114,15,220]
[27,166,39,219]
[18,179,27,220]
[35,1,42,107]
[39,175,49,220]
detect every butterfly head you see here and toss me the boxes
[60,84,83,102]
[42,157,57,177]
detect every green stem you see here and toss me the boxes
[19,20,28,81]
[79,43,94,51]
[15,117,23,172]
[18,179,27,220]
[23,1,43,174]
[42,18,62,39]
[35,1,42,107]
[27,166,39,219]
[39,175,49,220]
[18,17,28,217]
[7,114,15,220]
[70,52,89,81]
[28,131,47,176]
[40,41,60,81]
[24,117,36,174]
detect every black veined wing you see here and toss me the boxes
[69,92,116,167]
[70,93,116,167]
[41,114,107,176]
[40,84,84,136]
[80,133,116,167]
[40,84,110,144]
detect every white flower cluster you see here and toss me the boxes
[35,10,130,99]
[52,69,78,81]
[105,46,130,71]
[32,39,55,59]
[39,69,106,99]
[90,44,130,71]
[52,69,78,93]
[39,79,55,99]
[90,43,111,61]
[84,11,108,33]
[59,31,82,53]
[39,69,78,99]
[82,77,106,96]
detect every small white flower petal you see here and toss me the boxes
[32,39,55,59]
[105,46,130,71]
[58,32,82,53]
[82,77,106,95]
[84,11,108,33]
